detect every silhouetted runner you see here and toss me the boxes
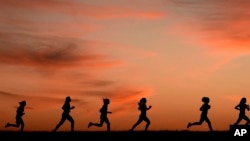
[88,98,112,131]
[187,97,213,131]
[130,97,152,131]
[53,96,75,132]
[5,100,26,132]
[233,97,250,125]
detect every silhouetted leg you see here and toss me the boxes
[233,116,242,125]
[19,118,24,132]
[243,116,250,125]
[5,123,10,128]
[88,122,92,128]
[6,116,22,128]
[190,121,203,126]
[91,117,105,127]
[6,123,20,128]
[187,116,204,128]
[144,117,150,131]
[67,115,74,132]
[20,123,24,132]
[205,117,213,131]
[53,115,66,132]
[130,117,143,131]
[104,118,110,132]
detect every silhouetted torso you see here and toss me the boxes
[238,103,247,116]
[139,104,147,117]
[100,104,108,117]
[62,102,71,114]
[16,106,25,117]
[200,103,210,116]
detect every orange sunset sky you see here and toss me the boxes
[1,0,250,131]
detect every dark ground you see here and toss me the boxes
[0,130,247,141]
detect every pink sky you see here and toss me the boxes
[1,0,250,131]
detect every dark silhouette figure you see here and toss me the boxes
[130,97,152,131]
[88,98,112,131]
[233,97,250,125]
[53,96,75,132]
[187,97,213,131]
[5,101,26,132]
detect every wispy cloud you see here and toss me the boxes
[162,0,250,81]
[169,0,250,56]
[0,0,166,20]
[0,31,124,71]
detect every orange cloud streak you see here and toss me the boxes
[168,0,250,57]
[0,0,166,20]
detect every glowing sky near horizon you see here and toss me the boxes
[1,0,250,131]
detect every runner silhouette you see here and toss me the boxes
[187,97,213,131]
[233,97,250,125]
[53,96,75,132]
[130,97,152,131]
[88,98,112,131]
[5,100,26,132]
